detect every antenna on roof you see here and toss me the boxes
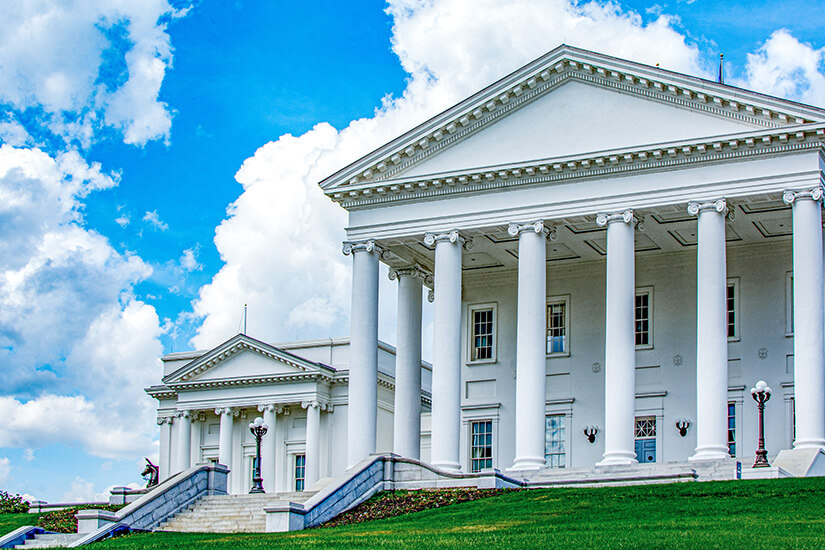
[243,304,248,334]
[718,53,724,84]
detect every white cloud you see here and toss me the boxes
[738,30,825,107]
[115,214,130,227]
[0,457,10,484]
[0,0,190,147]
[142,210,168,231]
[179,247,202,272]
[189,0,711,348]
[22,449,34,462]
[61,478,141,503]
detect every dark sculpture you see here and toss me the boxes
[142,458,159,487]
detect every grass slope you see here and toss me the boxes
[21,478,825,549]
[0,513,41,534]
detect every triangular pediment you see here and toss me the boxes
[163,334,328,385]
[320,44,825,197]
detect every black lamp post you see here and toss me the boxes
[249,416,269,493]
[751,380,772,468]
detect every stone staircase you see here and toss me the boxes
[158,492,316,533]
[13,533,84,548]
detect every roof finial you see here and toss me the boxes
[243,303,247,334]
[718,53,724,84]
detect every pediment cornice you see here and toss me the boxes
[330,123,825,209]
[163,333,333,385]
[320,45,825,199]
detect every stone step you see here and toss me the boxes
[14,533,84,548]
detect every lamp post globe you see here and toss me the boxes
[751,380,772,468]
[249,416,269,493]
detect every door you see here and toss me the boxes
[634,416,657,463]
[635,438,656,463]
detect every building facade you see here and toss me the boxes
[321,45,825,474]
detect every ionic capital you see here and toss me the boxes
[507,220,556,241]
[783,187,824,205]
[156,416,173,425]
[388,264,433,285]
[596,209,635,227]
[257,403,284,414]
[301,400,326,411]
[342,239,387,257]
[687,199,727,216]
[176,410,191,419]
[423,230,473,249]
[214,407,237,417]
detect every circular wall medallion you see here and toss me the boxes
[758,347,768,360]
[592,362,601,374]
[673,354,683,367]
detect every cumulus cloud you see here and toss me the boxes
[0,457,10,484]
[61,477,141,503]
[0,0,190,147]
[179,247,202,272]
[142,210,168,231]
[738,30,825,107]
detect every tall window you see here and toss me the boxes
[545,415,566,468]
[727,279,739,339]
[470,421,493,472]
[546,297,569,355]
[635,288,652,348]
[294,454,306,492]
[469,305,495,362]
[727,402,736,457]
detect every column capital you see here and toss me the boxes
[507,220,557,241]
[783,187,824,205]
[301,400,328,411]
[156,416,173,425]
[257,403,284,414]
[423,230,473,249]
[214,407,238,416]
[388,264,433,285]
[176,410,191,419]
[596,209,634,227]
[342,239,387,257]
[687,198,727,216]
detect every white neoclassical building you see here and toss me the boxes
[151,44,825,491]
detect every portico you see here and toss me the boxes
[322,45,825,473]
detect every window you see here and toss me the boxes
[635,288,652,349]
[634,416,656,438]
[545,415,566,468]
[727,402,736,457]
[294,454,306,492]
[470,420,493,472]
[469,304,496,362]
[546,297,570,355]
[727,278,739,340]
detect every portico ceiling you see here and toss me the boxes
[379,192,795,274]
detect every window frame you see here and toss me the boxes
[546,295,571,358]
[727,401,737,457]
[294,453,306,492]
[544,414,567,469]
[635,286,654,350]
[467,303,497,365]
[469,419,494,473]
[727,277,740,342]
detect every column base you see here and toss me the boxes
[508,456,547,471]
[689,445,729,461]
[597,451,637,466]
[793,438,825,450]
[431,461,461,473]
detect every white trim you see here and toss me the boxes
[467,302,498,365]
[635,286,654,350]
[468,419,495,473]
[546,294,571,357]
[727,277,741,342]
[544,401,574,469]
[785,271,794,337]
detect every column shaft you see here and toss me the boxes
[430,232,463,472]
[691,201,729,460]
[261,406,277,492]
[305,403,321,487]
[158,418,171,481]
[511,223,548,470]
[598,212,637,465]
[218,409,234,471]
[789,190,825,449]
[176,412,192,473]
[346,244,379,467]
[393,271,423,459]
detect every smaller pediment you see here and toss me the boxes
[163,334,330,385]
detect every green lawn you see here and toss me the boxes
[8,478,825,549]
[0,513,40,534]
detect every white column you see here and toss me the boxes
[426,230,468,472]
[509,221,549,470]
[343,240,381,467]
[689,199,730,461]
[784,187,825,449]
[596,210,637,466]
[303,401,322,488]
[157,416,172,481]
[175,411,192,473]
[390,266,425,459]
[274,408,288,492]
[216,407,235,471]
[258,404,279,493]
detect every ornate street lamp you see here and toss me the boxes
[751,380,772,468]
[248,416,269,493]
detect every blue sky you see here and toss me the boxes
[0,0,823,502]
